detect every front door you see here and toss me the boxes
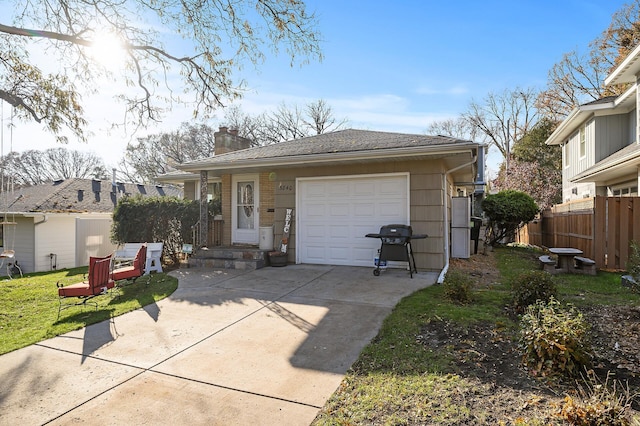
[232,174,259,244]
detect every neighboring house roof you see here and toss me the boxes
[1,178,182,214]
[175,129,479,175]
[571,142,640,184]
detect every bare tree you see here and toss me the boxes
[119,122,217,183]
[223,99,348,145]
[538,1,640,119]
[463,87,539,161]
[426,117,486,142]
[304,99,348,135]
[0,0,322,143]
[1,148,107,186]
[261,102,309,144]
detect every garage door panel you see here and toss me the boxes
[304,205,326,217]
[305,182,327,197]
[329,225,350,238]
[353,247,375,263]
[305,224,326,238]
[299,174,408,266]
[353,202,376,217]
[304,245,326,261]
[379,201,406,217]
[327,246,349,261]
[329,182,350,196]
[329,203,350,217]
[354,182,376,196]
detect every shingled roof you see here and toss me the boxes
[1,178,182,214]
[178,129,475,171]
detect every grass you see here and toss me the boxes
[0,267,178,355]
[312,246,640,425]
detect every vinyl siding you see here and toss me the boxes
[34,215,77,272]
[2,217,35,274]
[594,114,630,162]
[563,119,596,201]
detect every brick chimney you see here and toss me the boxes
[214,126,251,155]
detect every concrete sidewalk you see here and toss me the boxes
[0,265,436,425]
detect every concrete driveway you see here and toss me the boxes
[0,265,436,425]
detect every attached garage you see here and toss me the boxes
[297,173,409,266]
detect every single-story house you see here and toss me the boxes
[158,128,484,278]
[0,178,181,274]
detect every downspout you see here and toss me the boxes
[437,153,478,284]
[33,214,47,225]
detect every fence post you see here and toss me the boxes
[594,196,606,269]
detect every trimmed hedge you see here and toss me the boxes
[112,195,219,264]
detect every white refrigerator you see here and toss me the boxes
[451,197,471,259]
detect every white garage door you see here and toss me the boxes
[297,174,409,266]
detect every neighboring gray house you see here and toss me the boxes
[158,128,485,274]
[546,44,640,201]
[0,178,181,274]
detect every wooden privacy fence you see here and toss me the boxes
[519,196,640,270]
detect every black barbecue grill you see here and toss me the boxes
[365,224,427,278]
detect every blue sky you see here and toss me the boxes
[0,0,631,175]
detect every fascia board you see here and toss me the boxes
[545,98,623,146]
[571,150,640,182]
[545,108,582,145]
[178,143,479,172]
[605,43,640,86]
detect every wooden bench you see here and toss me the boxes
[539,255,557,273]
[573,256,596,275]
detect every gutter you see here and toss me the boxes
[437,153,478,284]
[178,144,479,173]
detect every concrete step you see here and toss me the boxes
[188,246,270,270]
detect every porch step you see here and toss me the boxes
[187,246,270,270]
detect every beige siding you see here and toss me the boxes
[184,181,196,201]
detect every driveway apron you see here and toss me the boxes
[0,265,436,425]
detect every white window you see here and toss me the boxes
[609,182,638,197]
[579,125,586,158]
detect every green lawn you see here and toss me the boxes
[313,246,640,425]
[0,267,178,355]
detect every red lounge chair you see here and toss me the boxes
[57,255,115,318]
[112,244,147,283]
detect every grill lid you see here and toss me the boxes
[379,224,412,238]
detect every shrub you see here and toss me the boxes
[482,190,539,246]
[511,270,558,312]
[442,269,473,304]
[519,298,591,378]
[558,371,636,425]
